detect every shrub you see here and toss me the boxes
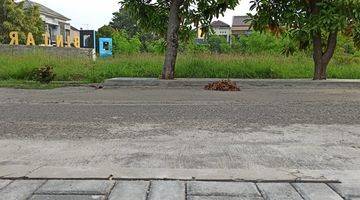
[337,34,357,55]
[281,36,297,56]
[147,38,166,54]
[237,32,286,54]
[230,36,242,53]
[207,35,231,53]
[112,31,141,54]
[188,42,210,53]
[32,65,56,84]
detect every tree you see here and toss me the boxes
[22,1,44,43]
[249,0,360,80]
[121,0,240,79]
[110,8,140,37]
[0,0,25,43]
[97,25,116,38]
[108,9,160,52]
[0,0,43,44]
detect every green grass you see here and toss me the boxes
[1,52,360,88]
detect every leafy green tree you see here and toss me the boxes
[110,8,140,37]
[249,0,360,80]
[97,25,116,38]
[22,1,44,43]
[107,8,160,52]
[121,0,240,79]
[0,0,25,43]
[0,0,43,44]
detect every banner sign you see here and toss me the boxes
[8,31,80,48]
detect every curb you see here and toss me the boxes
[103,78,360,89]
[0,165,346,182]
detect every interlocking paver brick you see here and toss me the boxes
[187,181,261,198]
[329,182,360,199]
[0,179,357,199]
[0,180,45,200]
[293,183,343,200]
[257,183,303,200]
[0,180,12,190]
[108,181,149,200]
[188,196,263,200]
[148,181,185,200]
[29,195,106,200]
[35,180,115,195]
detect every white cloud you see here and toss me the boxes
[31,0,120,30]
[31,0,251,30]
[217,0,252,25]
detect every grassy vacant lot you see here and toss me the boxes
[1,52,360,85]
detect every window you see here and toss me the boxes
[103,42,109,50]
[83,35,91,47]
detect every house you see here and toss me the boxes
[23,0,77,46]
[196,20,231,43]
[196,17,252,43]
[231,16,252,36]
[210,20,231,43]
[70,26,80,44]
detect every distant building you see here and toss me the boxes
[196,16,252,43]
[70,26,80,44]
[231,16,252,36]
[210,20,231,43]
[23,0,77,46]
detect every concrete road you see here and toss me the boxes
[0,87,359,177]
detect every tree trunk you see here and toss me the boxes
[312,31,324,80]
[312,31,338,80]
[309,1,337,80]
[161,0,183,80]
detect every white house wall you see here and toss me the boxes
[213,28,231,43]
[41,15,59,26]
[213,28,231,36]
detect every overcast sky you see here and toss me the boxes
[31,0,252,30]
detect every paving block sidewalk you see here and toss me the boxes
[0,179,359,200]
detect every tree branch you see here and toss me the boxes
[322,31,338,62]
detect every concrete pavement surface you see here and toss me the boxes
[0,179,356,200]
[0,86,360,199]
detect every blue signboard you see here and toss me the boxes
[99,38,113,58]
